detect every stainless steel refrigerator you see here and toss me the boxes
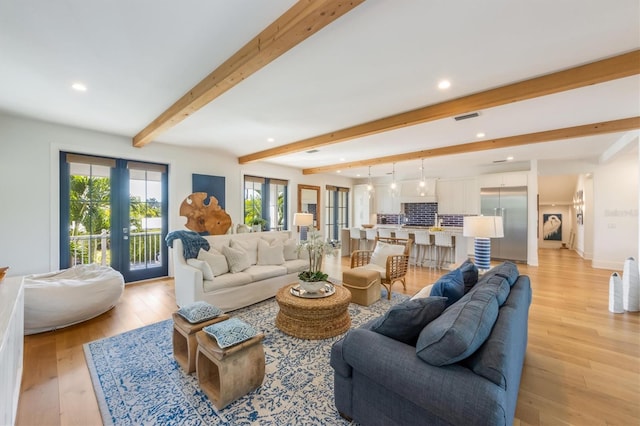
[480,186,528,263]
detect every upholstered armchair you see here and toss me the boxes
[349,237,413,299]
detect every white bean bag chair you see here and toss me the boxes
[23,264,124,335]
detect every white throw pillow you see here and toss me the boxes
[197,248,229,277]
[370,241,405,268]
[283,238,298,261]
[257,239,285,265]
[411,284,434,300]
[230,239,259,265]
[186,258,214,281]
[222,245,251,273]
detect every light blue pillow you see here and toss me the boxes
[370,297,448,345]
[177,301,223,324]
[203,318,257,349]
[430,268,465,308]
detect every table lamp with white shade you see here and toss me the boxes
[293,212,314,241]
[463,215,504,272]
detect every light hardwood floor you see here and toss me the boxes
[17,249,639,425]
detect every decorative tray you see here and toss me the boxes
[290,282,335,299]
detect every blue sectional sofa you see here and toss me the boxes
[330,262,532,426]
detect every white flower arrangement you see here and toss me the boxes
[296,228,339,282]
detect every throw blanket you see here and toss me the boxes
[165,230,210,259]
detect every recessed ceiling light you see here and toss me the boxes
[476,132,485,138]
[266,137,275,143]
[339,158,345,162]
[506,156,514,161]
[438,80,451,90]
[356,174,361,177]
[71,82,87,92]
[337,170,341,173]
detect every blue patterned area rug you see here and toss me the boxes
[84,290,408,425]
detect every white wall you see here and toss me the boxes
[0,112,353,277]
[591,153,638,269]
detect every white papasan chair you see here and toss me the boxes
[23,264,124,335]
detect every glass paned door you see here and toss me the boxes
[124,163,167,280]
[60,153,168,282]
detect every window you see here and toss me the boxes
[325,185,349,242]
[244,175,288,231]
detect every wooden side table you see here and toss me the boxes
[172,312,229,373]
[275,283,351,339]
[195,331,265,409]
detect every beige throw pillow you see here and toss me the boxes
[186,258,214,281]
[370,241,405,268]
[257,239,285,265]
[197,248,229,276]
[222,245,251,273]
[283,238,298,261]
[230,239,259,265]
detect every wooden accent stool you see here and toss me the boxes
[342,268,381,306]
[195,331,265,410]
[172,312,229,373]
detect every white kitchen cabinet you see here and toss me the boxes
[375,184,401,214]
[478,172,528,188]
[436,178,479,215]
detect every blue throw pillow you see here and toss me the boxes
[416,285,500,366]
[430,269,465,308]
[203,318,257,349]
[480,261,519,286]
[177,301,223,324]
[370,297,448,345]
[458,259,479,293]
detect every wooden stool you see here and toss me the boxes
[172,312,229,373]
[342,268,381,306]
[195,331,265,409]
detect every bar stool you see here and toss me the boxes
[393,229,411,263]
[378,228,393,238]
[365,228,378,250]
[349,227,365,253]
[435,232,456,269]
[394,229,410,240]
[413,231,433,267]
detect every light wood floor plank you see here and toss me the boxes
[16,248,640,425]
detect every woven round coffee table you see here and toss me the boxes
[275,283,351,339]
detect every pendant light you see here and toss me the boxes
[417,158,426,196]
[366,166,375,199]
[389,163,399,196]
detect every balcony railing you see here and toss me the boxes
[69,229,163,269]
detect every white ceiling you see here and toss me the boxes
[1,0,639,185]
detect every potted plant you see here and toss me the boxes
[296,228,337,293]
[250,217,267,232]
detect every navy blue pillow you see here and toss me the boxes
[370,297,448,345]
[430,268,465,308]
[458,259,479,293]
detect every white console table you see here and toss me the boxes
[0,276,24,426]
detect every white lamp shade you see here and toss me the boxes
[463,216,504,238]
[293,213,314,227]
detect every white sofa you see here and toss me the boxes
[171,231,308,311]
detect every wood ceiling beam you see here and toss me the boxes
[133,0,365,147]
[239,49,640,163]
[301,116,640,174]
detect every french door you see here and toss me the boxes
[60,152,168,282]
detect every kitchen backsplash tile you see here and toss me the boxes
[376,203,470,227]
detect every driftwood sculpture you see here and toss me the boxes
[179,192,232,235]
